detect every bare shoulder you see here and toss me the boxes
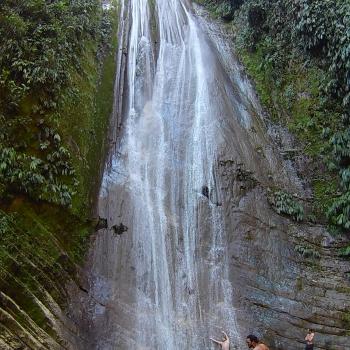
[256,344,270,350]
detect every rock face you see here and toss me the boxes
[196,6,350,350]
[66,2,350,350]
[0,207,88,350]
[220,163,350,350]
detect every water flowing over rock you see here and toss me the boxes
[67,1,350,350]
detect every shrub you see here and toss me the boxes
[269,190,305,222]
[233,0,350,233]
[0,0,106,206]
[295,244,321,259]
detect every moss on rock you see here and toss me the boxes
[0,2,120,346]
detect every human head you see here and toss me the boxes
[308,328,314,333]
[246,335,259,348]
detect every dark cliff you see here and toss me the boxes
[196,3,350,349]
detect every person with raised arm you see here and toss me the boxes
[210,331,230,350]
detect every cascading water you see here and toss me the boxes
[78,0,299,349]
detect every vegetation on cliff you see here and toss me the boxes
[0,0,118,346]
[199,0,350,239]
[0,0,115,209]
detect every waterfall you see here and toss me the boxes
[82,0,282,349]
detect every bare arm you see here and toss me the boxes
[210,338,223,345]
[305,333,314,342]
[222,331,229,340]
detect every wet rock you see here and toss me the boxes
[66,4,350,350]
[95,217,108,230]
[57,253,75,274]
[111,223,128,235]
[202,185,210,199]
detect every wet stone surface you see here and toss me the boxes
[65,2,350,350]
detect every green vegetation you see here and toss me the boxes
[0,0,96,205]
[196,0,233,18]
[0,205,90,330]
[0,0,115,208]
[295,276,303,291]
[57,9,119,216]
[295,244,321,260]
[268,190,305,222]
[342,312,350,334]
[339,245,350,259]
[198,0,350,235]
[0,0,119,344]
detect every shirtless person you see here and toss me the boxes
[305,329,315,350]
[210,331,230,350]
[246,334,270,350]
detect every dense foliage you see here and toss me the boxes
[269,190,305,222]
[0,2,117,342]
[0,0,101,109]
[0,0,106,206]
[205,0,350,234]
